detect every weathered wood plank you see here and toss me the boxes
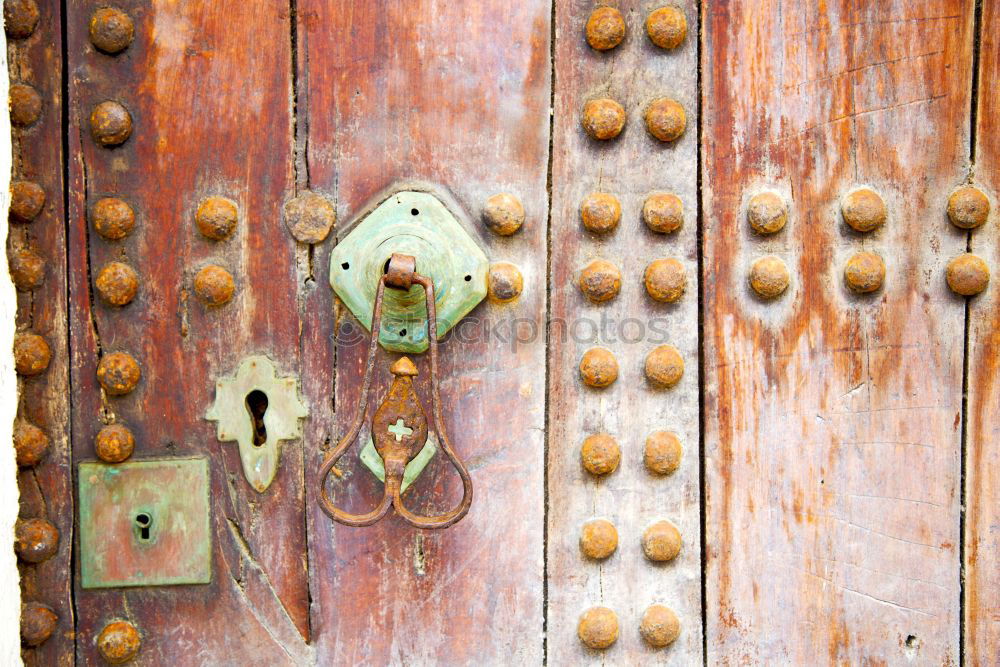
[298,1,551,663]
[964,1,1000,661]
[7,0,72,662]
[548,1,702,662]
[702,1,974,663]
[67,1,309,661]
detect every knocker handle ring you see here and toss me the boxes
[318,254,473,529]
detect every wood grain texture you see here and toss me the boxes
[548,1,702,662]
[7,0,73,663]
[964,1,1000,661]
[67,1,310,662]
[702,1,974,663]
[298,1,551,663]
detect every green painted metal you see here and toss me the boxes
[330,189,489,353]
[79,457,212,588]
[205,356,308,493]
[359,433,438,494]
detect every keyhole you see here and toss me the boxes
[246,390,269,447]
[135,512,152,542]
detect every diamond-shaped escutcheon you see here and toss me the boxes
[330,188,489,353]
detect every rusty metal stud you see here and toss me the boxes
[843,251,885,294]
[644,344,684,388]
[91,197,136,240]
[948,186,990,229]
[644,430,682,475]
[487,262,523,303]
[582,98,626,141]
[580,519,618,560]
[90,100,133,147]
[95,262,139,306]
[642,519,681,562]
[580,433,620,476]
[4,0,40,39]
[585,6,625,51]
[578,606,619,650]
[15,517,59,563]
[9,82,42,127]
[646,6,687,49]
[579,347,618,388]
[643,192,683,234]
[644,98,685,142]
[580,192,621,233]
[95,423,135,464]
[13,333,50,376]
[482,192,524,236]
[97,620,141,664]
[13,421,50,467]
[749,255,790,299]
[89,7,134,54]
[97,351,141,396]
[841,188,886,233]
[746,191,787,234]
[194,196,238,240]
[9,247,45,290]
[644,258,685,303]
[579,259,621,303]
[284,192,336,244]
[946,253,990,296]
[9,180,45,223]
[20,601,57,647]
[193,265,235,307]
[640,604,681,648]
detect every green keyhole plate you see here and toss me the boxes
[330,188,489,353]
[79,457,212,589]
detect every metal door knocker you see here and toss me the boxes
[318,253,473,528]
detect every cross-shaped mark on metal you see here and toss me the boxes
[387,418,413,442]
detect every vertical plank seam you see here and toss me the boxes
[969,0,983,165]
[286,0,316,646]
[696,0,707,664]
[960,3,985,664]
[542,0,556,663]
[59,0,79,658]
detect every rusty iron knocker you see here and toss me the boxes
[318,253,473,528]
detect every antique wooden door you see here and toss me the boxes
[6,0,998,664]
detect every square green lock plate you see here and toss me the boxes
[79,457,212,588]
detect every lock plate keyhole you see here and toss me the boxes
[134,512,152,542]
[245,390,269,447]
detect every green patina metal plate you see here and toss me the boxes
[330,189,489,353]
[359,433,438,494]
[205,355,308,493]
[79,458,212,589]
